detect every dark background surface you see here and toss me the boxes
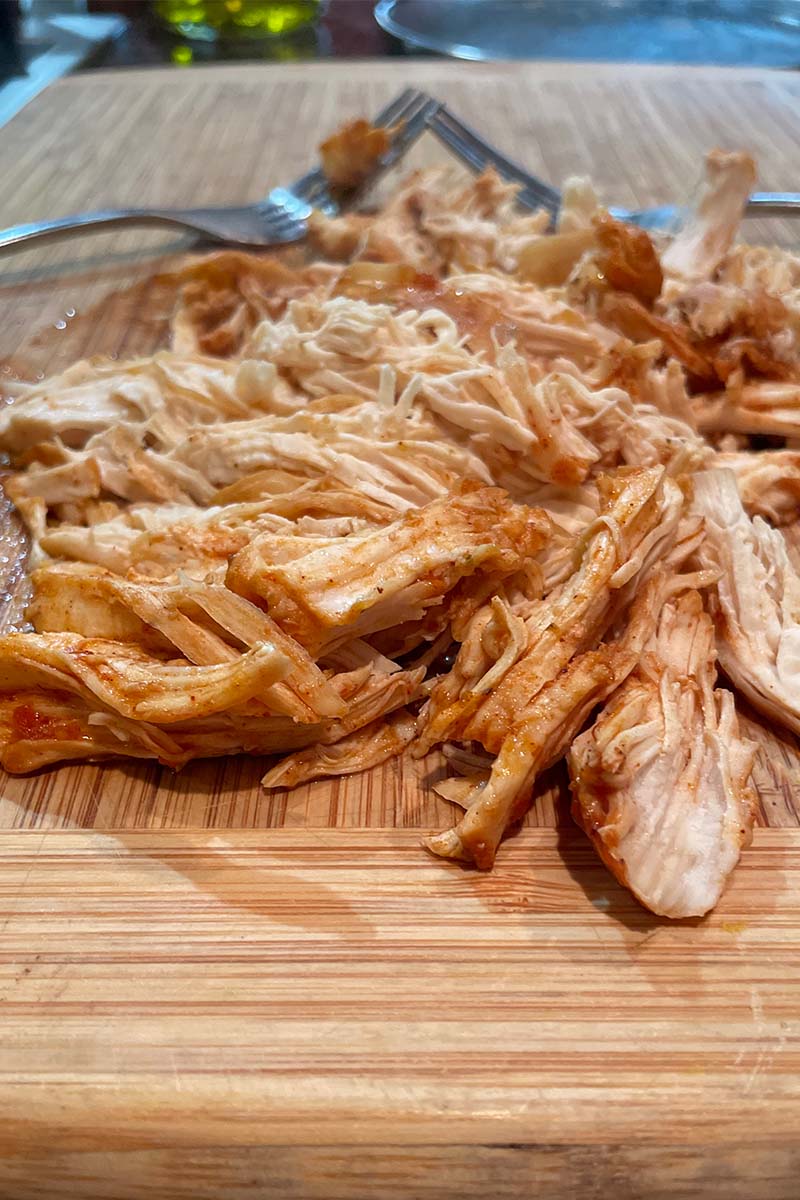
[86,0,400,67]
[1,2,799,77]
[79,1,800,70]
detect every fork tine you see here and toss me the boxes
[337,92,441,208]
[429,106,561,222]
[371,86,430,131]
[260,87,438,235]
[372,94,441,175]
[291,175,336,216]
[432,106,560,201]
[428,119,490,178]
[262,213,306,236]
[285,88,434,209]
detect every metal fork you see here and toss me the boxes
[0,88,441,253]
[428,104,800,232]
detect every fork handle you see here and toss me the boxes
[0,207,253,252]
[3,191,796,255]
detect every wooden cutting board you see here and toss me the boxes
[0,59,799,1199]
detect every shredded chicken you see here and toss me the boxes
[172,254,337,358]
[569,588,756,918]
[310,167,552,275]
[694,381,800,439]
[418,469,684,866]
[0,130,796,918]
[319,118,392,189]
[262,708,417,789]
[227,483,548,655]
[662,150,756,284]
[691,469,800,737]
[715,449,800,525]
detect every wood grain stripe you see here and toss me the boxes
[0,828,797,1157]
[4,1143,800,1200]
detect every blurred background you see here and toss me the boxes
[0,1,798,122]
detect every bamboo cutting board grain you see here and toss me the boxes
[0,60,799,1199]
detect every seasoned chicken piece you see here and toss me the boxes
[417,467,683,758]
[261,708,417,789]
[310,168,552,275]
[576,339,688,415]
[569,589,757,918]
[691,468,800,736]
[533,355,707,476]
[424,569,671,868]
[0,658,424,774]
[660,282,796,388]
[715,449,800,525]
[309,168,447,269]
[604,288,796,399]
[5,422,220,525]
[423,272,604,364]
[557,176,602,232]
[0,691,321,772]
[228,484,550,656]
[26,568,347,723]
[171,401,489,510]
[592,214,664,305]
[418,170,552,274]
[308,210,374,263]
[525,481,601,590]
[171,253,336,357]
[248,296,603,488]
[491,349,601,484]
[693,382,800,439]
[0,632,290,726]
[616,403,708,475]
[716,242,800,351]
[32,502,245,575]
[560,214,663,306]
[721,239,800,291]
[319,118,392,189]
[37,504,297,581]
[663,280,751,339]
[661,278,793,352]
[147,663,424,772]
[9,393,490,540]
[604,290,800,405]
[0,690,186,773]
[41,487,385,582]
[28,563,162,645]
[599,293,714,381]
[662,150,757,284]
[211,473,396,523]
[0,354,244,459]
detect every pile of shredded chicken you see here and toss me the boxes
[3,138,799,918]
